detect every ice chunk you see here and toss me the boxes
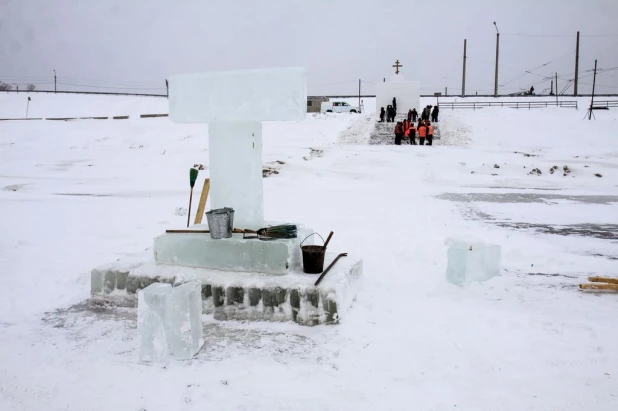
[445,237,501,285]
[137,282,203,362]
[209,121,263,229]
[138,283,171,362]
[165,282,204,360]
[168,67,307,123]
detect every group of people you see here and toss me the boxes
[378,98,441,145]
[393,118,435,146]
[379,101,440,124]
[380,97,398,122]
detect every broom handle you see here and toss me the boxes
[323,231,334,248]
[167,229,256,234]
[187,187,194,228]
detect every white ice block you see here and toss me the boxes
[376,79,420,114]
[138,283,171,362]
[137,282,203,362]
[166,282,204,360]
[168,67,307,123]
[209,121,263,229]
[445,237,501,286]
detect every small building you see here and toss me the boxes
[307,96,329,113]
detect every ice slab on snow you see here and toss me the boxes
[445,237,501,286]
[168,67,307,123]
[137,283,171,362]
[137,282,203,362]
[154,225,312,275]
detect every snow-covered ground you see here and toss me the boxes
[1,94,617,410]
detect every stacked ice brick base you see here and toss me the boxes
[91,227,363,327]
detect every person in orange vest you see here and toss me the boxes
[404,121,411,143]
[427,121,434,146]
[408,122,417,145]
[418,121,427,145]
[394,121,404,145]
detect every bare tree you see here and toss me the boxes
[0,82,13,91]
[27,84,36,91]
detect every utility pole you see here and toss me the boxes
[574,31,580,96]
[358,79,361,112]
[550,79,554,95]
[53,69,57,93]
[461,39,467,96]
[588,59,598,120]
[555,73,559,104]
[493,22,500,97]
[165,79,169,98]
[13,83,18,92]
[445,87,448,96]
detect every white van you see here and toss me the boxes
[320,101,360,113]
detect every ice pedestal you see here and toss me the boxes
[445,237,501,285]
[154,225,312,275]
[137,281,203,362]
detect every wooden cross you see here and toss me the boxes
[392,59,402,75]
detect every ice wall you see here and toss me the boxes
[376,77,421,115]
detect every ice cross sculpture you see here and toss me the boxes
[168,68,307,230]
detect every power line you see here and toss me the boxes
[502,33,618,37]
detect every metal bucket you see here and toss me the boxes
[205,207,234,239]
[300,233,325,274]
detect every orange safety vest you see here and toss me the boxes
[404,128,410,137]
[409,126,416,136]
[428,125,434,135]
[418,126,427,137]
[394,125,403,134]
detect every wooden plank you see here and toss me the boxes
[579,283,618,291]
[193,178,210,225]
[588,276,618,285]
[112,115,129,120]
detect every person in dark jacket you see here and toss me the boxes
[411,108,418,122]
[431,105,439,122]
[379,107,385,122]
[389,105,396,122]
[407,109,412,122]
[392,97,397,114]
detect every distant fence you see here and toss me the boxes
[592,100,618,109]
[438,100,579,110]
[3,89,618,100]
[2,89,166,98]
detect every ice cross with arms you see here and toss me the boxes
[168,68,307,230]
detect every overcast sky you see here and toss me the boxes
[1,0,617,96]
